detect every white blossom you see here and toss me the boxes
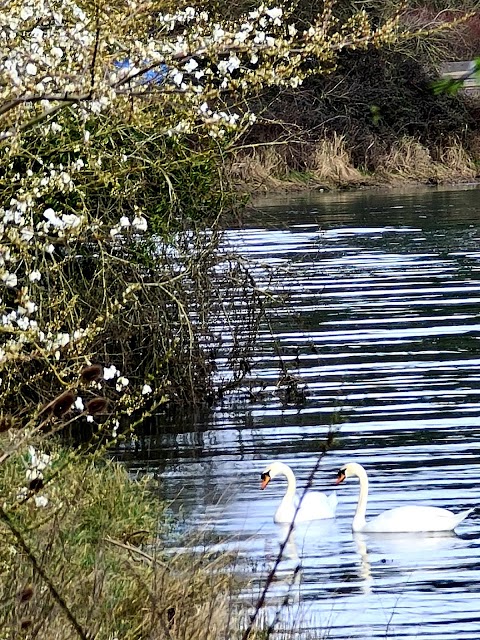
[116,376,129,391]
[226,55,240,73]
[17,317,29,330]
[62,213,81,229]
[20,6,34,20]
[28,447,52,471]
[142,384,153,395]
[29,270,41,282]
[212,26,225,41]
[132,216,148,232]
[25,62,37,76]
[43,208,61,226]
[21,228,34,242]
[34,495,49,508]
[172,71,184,86]
[17,487,29,501]
[56,333,70,347]
[1,272,17,288]
[26,468,43,481]
[184,58,198,73]
[103,364,120,380]
[265,7,283,22]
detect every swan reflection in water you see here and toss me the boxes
[260,524,303,606]
[352,534,373,595]
[351,530,464,596]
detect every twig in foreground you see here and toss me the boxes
[242,430,336,640]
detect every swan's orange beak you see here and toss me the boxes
[335,470,346,485]
[260,472,271,490]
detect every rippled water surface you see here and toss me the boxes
[119,186,480,639]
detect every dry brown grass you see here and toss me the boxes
[227,146,305,191]
[440,141,478,178]
[379,137,436,180]
[377,136,478,183]
[468,131,480,163]
[311,134,366,186]
[229,133,479,193]
[229,135,369,191]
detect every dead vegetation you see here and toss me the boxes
[229,42,480,193]
[229,133,478,192]
[378,136,478,182]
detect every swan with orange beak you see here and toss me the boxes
[335,462,473,533]
[260,461,337,524]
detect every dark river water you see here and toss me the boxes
[116,185,480,639]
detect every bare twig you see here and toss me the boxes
[89,3,101,98]
[104,536,170,571]
[241,431,336,640]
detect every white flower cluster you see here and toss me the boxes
[25,445,51,481]
[1,0,402,141]
[103,364,129,392]
[0,144,145,372]
[109,214,148,237]
[41,208,83,233]
[17,446,52,507]
[1,1,298,139]
[2,0,94,97]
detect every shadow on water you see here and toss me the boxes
[113,185,480,639]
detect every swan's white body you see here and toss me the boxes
[337,462,473,533]
[261,461,337,524]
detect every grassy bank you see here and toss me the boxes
[229,131,479,193]
[0,442,252,640]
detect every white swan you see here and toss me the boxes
[336,462,473,533]
[260,461,337,524]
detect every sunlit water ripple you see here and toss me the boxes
[116,185,480,639]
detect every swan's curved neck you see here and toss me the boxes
[350,463,369,532]
[275,463,297,501]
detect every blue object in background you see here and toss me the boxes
[114,59,168,84]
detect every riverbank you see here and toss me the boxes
[0,442,254,639]
[229,42,480,195]
[230,134,480,195]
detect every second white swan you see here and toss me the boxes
[261,461,337,524]
[336,462,473,533]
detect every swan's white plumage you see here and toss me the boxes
[261,461,337,524]
[337,462,473,533]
